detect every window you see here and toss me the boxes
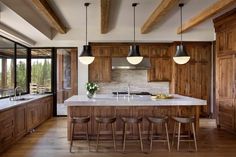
[0,37,15,97]
[16,44,28,93]
[31,49,52,93]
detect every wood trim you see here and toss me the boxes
[177,0,236,34]
[101,0,111,34]
[32,0,66,34]
[141,0,179,34]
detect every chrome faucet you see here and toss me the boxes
[14,86,22,100]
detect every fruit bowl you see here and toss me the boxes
[151,94,173,99]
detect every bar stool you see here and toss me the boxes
[70,116,90,153]
[147,116,170,152]
[172,116,197,151]
[121,116,143,152]
[95,117,116,152]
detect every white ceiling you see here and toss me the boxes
[0,0,236,47]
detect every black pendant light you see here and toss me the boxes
[78,3,94,65]
[127,3,143,65]
[173,3,190,65]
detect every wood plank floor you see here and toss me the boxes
[1,117,236,157]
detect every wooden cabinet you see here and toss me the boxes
[148,45,173,82]
[214,8,236,133]
[89,57,111,82]
[14,105,27,140]
[216,55,236,132]
[0,109,15,152]
[0,95,53,153]
[214,8,236,56]
[173,42,211,116]
[89,43,173,82]
[148,57,172,81]
[27,96,53,132]
[89,45,112,82]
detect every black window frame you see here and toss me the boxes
[0,35,30,99]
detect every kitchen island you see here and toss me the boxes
[65,94,206,140]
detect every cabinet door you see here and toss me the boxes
[161,58,172,81]
[148,57,161,81]
[0,109,15,152]
[218,100,234,131]
[92,46,111,57]
[175,64,189,95]
[89,57,111,82]
[14,106,27,139]
[217,55,234,99]
[148,57,172,82]
[216,32,225,54]
[225,29,234,51]
[27,104,39,131]
[112,45,129,57]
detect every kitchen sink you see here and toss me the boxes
[13,97,33,101]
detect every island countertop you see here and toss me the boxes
[64,94,207,106]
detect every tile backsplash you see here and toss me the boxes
[97,70,169,94]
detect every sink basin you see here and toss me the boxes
[13,98,33,101]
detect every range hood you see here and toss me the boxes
[112,57,151,70]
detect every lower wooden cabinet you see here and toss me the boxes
[14,105,27,140]
[0,109,15,152]
[217,99,235,131]
[0,95,53,153]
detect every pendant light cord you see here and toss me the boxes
[132,3,138,45]
[133,4,135,45]
[179,3,184,45]
[85,3,90,45]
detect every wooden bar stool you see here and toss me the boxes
[147,116,170,152]
[70,116,90,153]
[95,117,116,152]
[172,116,197,151]
[121,116,143,153]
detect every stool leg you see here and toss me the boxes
[86,123,90,151]
[165,123,170,152]
[122,123,127,152]
[177,123,181,151]
[138,123,143,152]
[70,123,75,153]
[111,123,116,152]
[191,122,198,151]
[172,122,176,147]
[96,123,100,152]
[149,123,154,152]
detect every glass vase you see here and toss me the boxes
[87,91,94,99]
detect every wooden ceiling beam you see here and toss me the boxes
[101,0,111,34]
[141,0,179,34]
[177,0,236,34]
[32,0,66,34]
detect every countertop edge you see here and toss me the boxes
[0,94,53,112]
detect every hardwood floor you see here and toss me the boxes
[1,117,236,157]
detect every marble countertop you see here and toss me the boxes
[0,94,52,112]
[64,94,207,106]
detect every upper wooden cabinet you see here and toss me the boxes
[89,56,111,82]
[214,9,236,133]
[92,46,111,57]
[214,8,236,56]
[149,45,172,58]
[148,45,173,82]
